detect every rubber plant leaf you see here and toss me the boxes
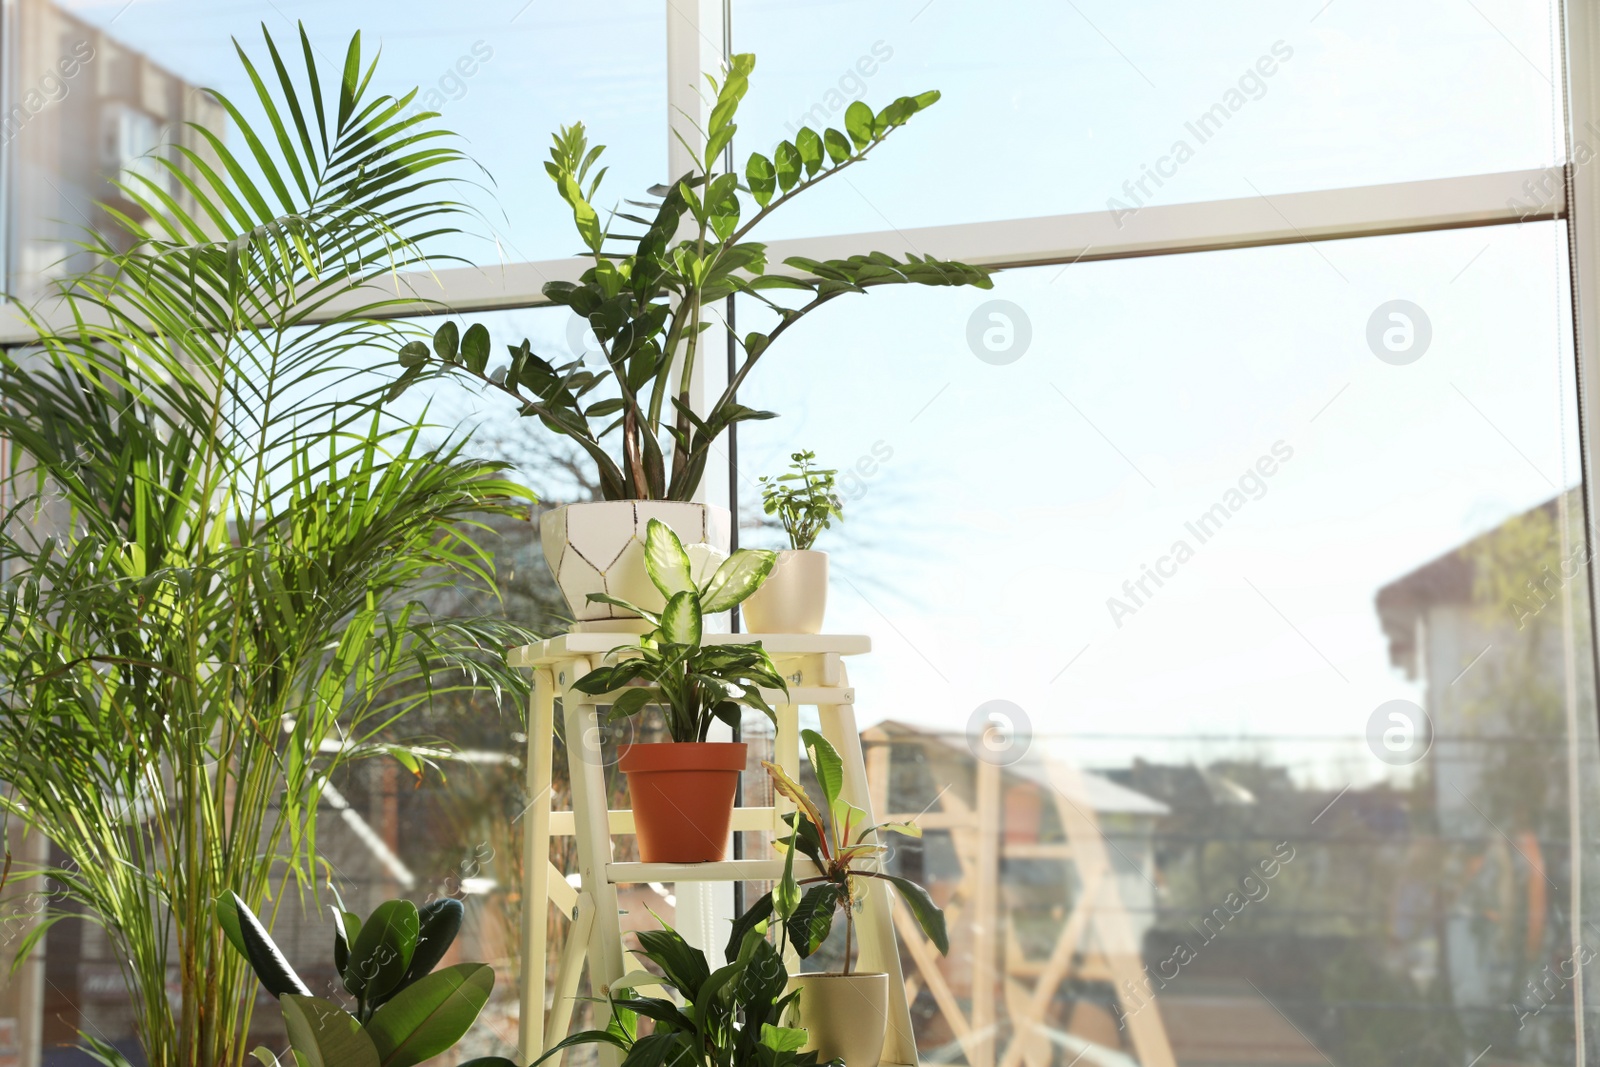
[382,898,463,1002]
[215,894,247,958]
[230,892,311,997]
[344,899,419,1003]
[367,962,495,1067]
[330,907,351,977]
[279,995,379,1067]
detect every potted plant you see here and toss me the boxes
[0,26,534,1067]
[571,519,787,862]
[391,54,992,626]
[524,915,835,1067]
[744,451,843,634]
[219,892,509,1067]
[731,730,949,1067]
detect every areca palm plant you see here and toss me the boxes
[0,24,531,1067]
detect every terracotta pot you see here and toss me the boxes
[787,972,888,1066]
[620,742,747,862]
[540,501,731,628]
[741,549,828,634]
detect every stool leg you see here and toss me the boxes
[563,660,626,1067]
[519,667,555,1064]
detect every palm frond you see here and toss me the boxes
[0,24,531,1067]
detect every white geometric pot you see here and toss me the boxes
[740,549,828,634]
[539,501,731,629]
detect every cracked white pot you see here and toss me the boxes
[539,501,730,631]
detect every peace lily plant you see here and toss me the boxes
[530,916,831,1067]
[572,519,786,861]
[389,52,993,625]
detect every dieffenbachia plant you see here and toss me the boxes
[729,730,949,972]
[218,892,506,1067]
[390,52,994,501]
[571,519,788,742]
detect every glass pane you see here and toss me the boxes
[5,0,665,300]
[733,221,1600,1064]
[731,0,1562,238]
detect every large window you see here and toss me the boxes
[3,0,1599,1065]
[736,221,1598,1064]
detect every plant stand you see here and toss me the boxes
[510,633,918,1067]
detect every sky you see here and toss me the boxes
[48,0,1587,787]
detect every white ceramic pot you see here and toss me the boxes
[787,972,888,1067]
[741,550,828,634]
[540,501,730,629]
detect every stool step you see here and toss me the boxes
[606,858,822,883]
[549,806,783,836]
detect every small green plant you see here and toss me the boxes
[759,452,843,552]
[219,892,506,1067]
[571,519,788,742]
[730,730,948,972]
[531,915,834,1067]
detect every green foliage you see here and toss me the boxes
[223,896,492,1065]
[759,451,842,552]
[533,917,835,1067]
[733,731,946,973]
[392,53,993,501]
[0,23,533,1067]
[571,520,787,742]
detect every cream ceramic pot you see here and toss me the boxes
[540,501,730,629]
[787,972,888,1067]
[741,549,828,634]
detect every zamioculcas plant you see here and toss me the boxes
[390,52,993,502]
[220,893,508,1067]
